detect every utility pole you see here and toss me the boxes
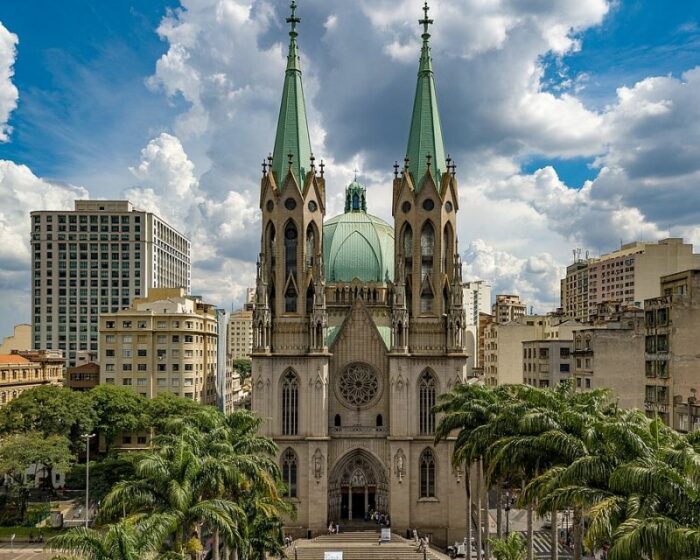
[84,433,96,528]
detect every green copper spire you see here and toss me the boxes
[405,1,446,189]
[271,1,312,186]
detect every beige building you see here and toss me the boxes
[0,350,64,407]
[0,324,31,354]
[571,305,645,410]
[561,238,700,321]
[228,309,253,361]
[523,339,573,388]
[644,270,700,431]
[99,288,218,405]
[492,294,526,324]
[250,4,468,545]
[484,315,546,386]
[31,200,191,367]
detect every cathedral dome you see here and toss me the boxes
[324,180,394,283]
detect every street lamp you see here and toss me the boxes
[504,482,512,537]
[83,433,96,528]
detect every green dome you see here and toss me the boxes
[324,181,394,283]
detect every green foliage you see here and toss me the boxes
[232,358,252,380]
[143,392,201,432]
[0,431,74,488]
[490,532,527,560]
[0,385,96,445]
[65,455,137,504]
[88,386,147,450]
[437,382,700,560]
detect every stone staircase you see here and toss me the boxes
[289,531,445,560]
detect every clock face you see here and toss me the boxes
[422,198,435,211]
[445,201,453,213]
[308,200,318,212]
[284,198,297,210]
[402,201,411,213]
[266,200,274,212]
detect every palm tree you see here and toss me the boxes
[47,515,173,560]
[490,532,527,560]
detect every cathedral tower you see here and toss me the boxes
[392,2,465,353]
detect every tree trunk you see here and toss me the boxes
[527,502,534,560]
[496,481,503,539]
[231,548,238,560]
[476,459,483,560]
[482,460,490,560]
[222,544,230,560]
[213,530,220,560]
[551,506,559,560]
[573,507,583,560]
[466,461,472,559]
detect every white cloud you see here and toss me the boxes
[0,22,19,142]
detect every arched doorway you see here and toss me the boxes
[328,449,388,522]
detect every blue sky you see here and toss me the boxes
[0,0,699,336]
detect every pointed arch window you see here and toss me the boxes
[266,222,276,271]
[419,370,436,435]
[284,222,298,313]
[281,448,298,498]
[305,224,316,269]
[443,222,453,275]
[269,282,276,318]
[420,223,435,313]
[282,370,299,435]
[403,225,413,276]
[306,283,315,314]
[419,448,436,498]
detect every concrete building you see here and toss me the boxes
[31,200,191,367]
[0,324,31,354]
[463,281,492,326]
[0,350,64,407]
[66,361,100,391]
[250,4,468,544]
[571,305,645,410]
[523,339,573,388]
[483,315,546,386]
[99,288,218,405]
[492,294,526,324]
[644,270,700,432]
[227,309,253,361]
[561,238,700,321]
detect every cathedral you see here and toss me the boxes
[251,1,468,545]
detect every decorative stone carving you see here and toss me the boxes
[394,448,406,482]
[312,448,324,481]
[337,363,380,407]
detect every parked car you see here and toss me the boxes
[447,538,483,559]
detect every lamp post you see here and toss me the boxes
[83,433,96,528]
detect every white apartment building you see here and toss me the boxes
[492,294,527,324]
[99,288,217,405]
[31,200,191,366]
[463,281,492,326]
[561,238,700,321]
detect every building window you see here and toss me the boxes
[281,448,298,498]
[420,223,435,313]
[334,414,341,427]
[419,370,436,435]
[419,448,436,498]
[282,370,299,436]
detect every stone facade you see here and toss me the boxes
[0,350,64,407]
[250,3,468,546]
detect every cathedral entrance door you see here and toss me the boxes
[328,449,388,522]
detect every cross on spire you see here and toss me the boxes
[420,1,433,39]
[287,1,300,38]
[353,167,359,181]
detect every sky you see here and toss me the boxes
[0,0,699,336]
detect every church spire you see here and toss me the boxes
[405,1,446,188]
[271,1,313,187]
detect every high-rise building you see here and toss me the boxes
[561,238,700,321]
[463,280,492,326]
[492,294,526,324]
[227,309,253,361]
[523,339,573,388]
[644,269,700,431]
[250,2,468,544]
[0,350,64,407]
[30,200,191,367]
[98,288,217,405]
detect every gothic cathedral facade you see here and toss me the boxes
[251,2,468,545]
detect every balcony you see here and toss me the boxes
[330,425,388,436]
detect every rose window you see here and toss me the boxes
[338,363,379,407]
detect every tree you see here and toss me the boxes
[143,392,201,432]
[231,358,252,381]
[88,386,147,451]
[0,386,96,448]
[47,515,174,560]
[490,532,527,560]
[65,455,137,504]
[0,431,73,490]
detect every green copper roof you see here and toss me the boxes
[405,2,446,189]
[324,181,394,283]
[271,1,312,187]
